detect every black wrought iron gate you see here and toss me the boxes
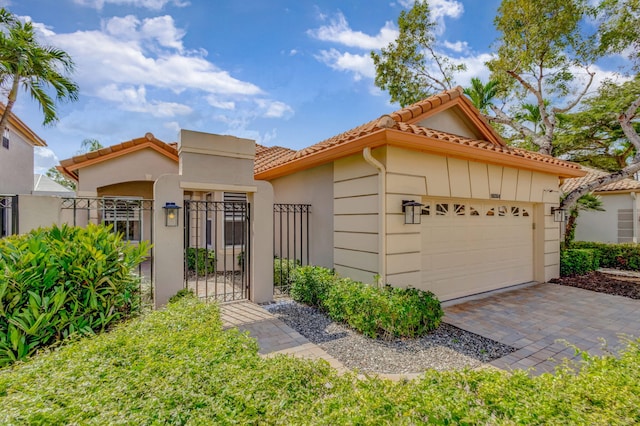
[184,199,250,302]
[273,204,311,296]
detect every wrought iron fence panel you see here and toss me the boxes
[183,200,250,302]
[273,203,311,297]
[0,195,18,237]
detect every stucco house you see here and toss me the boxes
[0,106,47,195]
[58,87,585,303]
[563,166,640,243]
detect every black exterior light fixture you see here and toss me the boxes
[402,200,424,224]
[163,202,181,227]
[551,206,566,223]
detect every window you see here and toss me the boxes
[436,203,449,216]
[511,206,520,216]
[102,198,142,242]
[498,205,508,216]
[224,192,247,246]
[454,203,466,216]
[469,206,480,216]
[2,128,8,149]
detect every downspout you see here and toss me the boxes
[632,192,637,243]
[363,147,386,287]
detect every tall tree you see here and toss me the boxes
[77,138,103,154]
[486,0,597,156]
[371,1,465,107]
[0,8,78,131]
[560,0,640,208]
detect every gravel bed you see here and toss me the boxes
[264,300,515,374]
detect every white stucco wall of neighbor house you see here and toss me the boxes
[574,192,640,243]
[0,128,34,195]
[270,163,334,269]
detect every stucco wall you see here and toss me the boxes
[77,149,177,196]
[333,148,385,284]
[98,181,154,199]
[270,163,334,269]
[575,192,637,243]
[0,128,34,194]
[416,108,482,140]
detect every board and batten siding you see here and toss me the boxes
[333,152,383,284]
[384,146,562,290]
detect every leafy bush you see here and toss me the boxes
[168,288,195,304]
[560,249,600,276]
[1,298,639,424]
[185,247,216,274]
[289,265,335,306]
[289,265,443,339]
[570,241,640,270]
[273,257,300,289]
[323,279,443,338]
[0,224,148,366]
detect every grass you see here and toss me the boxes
[1,298,639,424]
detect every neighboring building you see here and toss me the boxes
[58,87,585,303]
[563,166,640,243]
[0,106,47,195]
[33,174,75,197]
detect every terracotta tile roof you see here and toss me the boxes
[255,87,583,179]
[254,144,296,174]
[562,166,640,193]
[58,132,178,180]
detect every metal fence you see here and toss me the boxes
[60,197,155,305]
[273,203,311,296]
[184,200,250,302]
[0,195,18,237]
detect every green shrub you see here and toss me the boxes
[168,288,195,304]
[185,247,216,273]
[273,257,300,289]
[560,249,600,276]
[289,265,335,306]
[570,241,640,270]
[0,224,149,367]
[322,279,443,338]
[289,265,443,339]
[2,297,638,424]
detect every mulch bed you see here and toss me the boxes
[550,271,640,300]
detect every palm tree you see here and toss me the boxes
[0,10,78,130]
[563,193,605,247]
[463,78,498,113]
[77,138,103,154]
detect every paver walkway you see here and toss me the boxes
[220,301,346,373]
[444,283,640,374]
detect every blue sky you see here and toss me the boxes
[3,0,619,173]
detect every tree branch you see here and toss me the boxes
[553,68,595,114]
[619,94,640,150]
[487,105,539,141]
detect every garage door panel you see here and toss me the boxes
[421,200,534,301]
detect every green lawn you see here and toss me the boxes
[1,298,639,425]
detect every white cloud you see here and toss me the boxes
[307,12,398,50]
[206,95,236,110]
[442,40,468,53]
[315,49,375,81]
[34,147,59,174]
[396,0,463,33]
[73,0,189,11]
[257,100,294,119]
[96,84,192,117]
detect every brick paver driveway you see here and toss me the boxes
[444,283,640,374]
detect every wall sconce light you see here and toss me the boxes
[402,200,424,224]
[163,202,181,227]
[551,206,566,223]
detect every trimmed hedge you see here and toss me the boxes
[289,265,443,338]
[185,247,216,273]
[560,249,600,276]
[1,298,640,424]
[0,224,148,367]
[570,241,640,270]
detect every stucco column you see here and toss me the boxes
[249,180,274,303]
[153,174,184,308]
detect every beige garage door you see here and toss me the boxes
[421,200,534,301]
